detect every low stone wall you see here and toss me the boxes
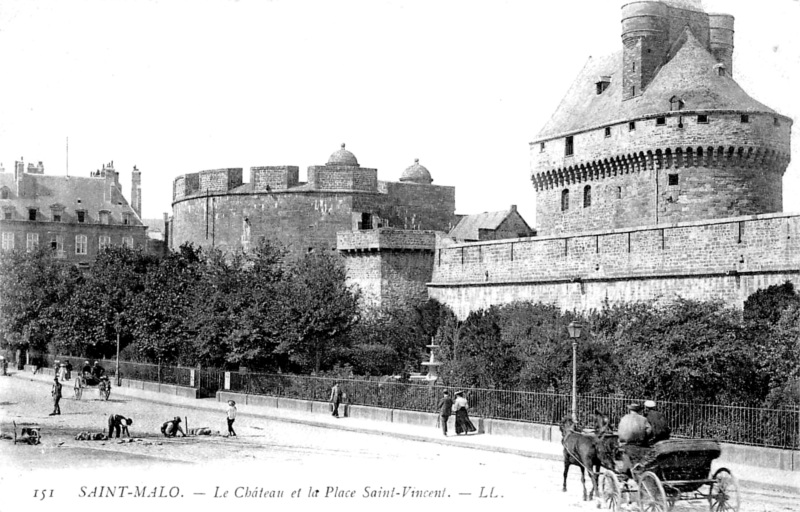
[214,390,798,472]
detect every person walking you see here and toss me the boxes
[58,360,67,381]
[452,391,476,435]
[108,414,133,438]
[437,390,454,436]
[330,382,343,418]
[49,376,62,416]
[226,400,237,437]
[65,360,73,380]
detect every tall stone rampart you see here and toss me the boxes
[428,213,800,318]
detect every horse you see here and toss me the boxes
[559,416,599,501]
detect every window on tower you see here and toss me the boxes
[561,189,570,212]
[565,136,574,157]
[583,185,592,208]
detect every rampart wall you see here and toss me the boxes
[428,213,800,318]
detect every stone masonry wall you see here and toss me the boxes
[532,113,790,235]
[428,213,800,318]
[171,192,358,256]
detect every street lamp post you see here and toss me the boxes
[567,321,583,423]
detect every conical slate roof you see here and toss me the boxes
[535,30,779,141]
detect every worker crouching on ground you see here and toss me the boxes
[108,414,133,438]
[160,416,186,437]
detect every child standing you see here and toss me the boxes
[226,400,237,437]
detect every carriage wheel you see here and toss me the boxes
[601,472,622,511]
[637,471,668,512]
[73,378,83,400]
[709,468,740,512]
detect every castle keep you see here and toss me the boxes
[428,0,797,317]
[170,145,456,257]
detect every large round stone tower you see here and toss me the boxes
[529,0,792,236]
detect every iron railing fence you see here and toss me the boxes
[39,355,800,449]
[47,355,192,387]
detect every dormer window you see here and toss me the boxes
[76,210,86,223]
[595,76,611,95]
[28,208,37,221]
[565,136,574,157]
[714,64,726,77]
[50,204,65,223]
[123,213,132,225]
[99,210,111,225]
[669,96,684,111]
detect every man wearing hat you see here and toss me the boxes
[644,400,670,444]
[618,403,651,446]
[617,403,652,476]
[436,390,454,436]
[49,376,62,416]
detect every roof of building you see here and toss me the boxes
[535,29,780,141]
[327,143,359,167]
[399,159,433,184]
[0,171,143,225]
[448,206,528,241]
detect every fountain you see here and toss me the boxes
[409,340,441,382]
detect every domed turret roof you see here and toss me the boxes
[327,143,359,167]
[400,158,433,185]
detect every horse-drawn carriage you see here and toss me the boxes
[73,374,111,400]
[599,438,739,512]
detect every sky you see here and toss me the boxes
[1,0,798,226]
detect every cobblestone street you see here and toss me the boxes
[1,375,797,512]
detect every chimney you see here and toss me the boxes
[163,212,170,252]
[510,204,517,212]
[131,165,142,217]
[15,159,24,196]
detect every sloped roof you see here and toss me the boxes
[0,171,142,225]
[448,208,517,241]
[535,30,780,141]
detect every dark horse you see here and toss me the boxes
[559,415,618,502]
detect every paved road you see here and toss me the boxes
[0,375,796,512]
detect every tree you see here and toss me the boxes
[0,247,80,361]
[276,252,360,374]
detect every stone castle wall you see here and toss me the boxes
[531,112,790,235]
[339,229,436,309]
[428,213,800,318]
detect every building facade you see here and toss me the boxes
[0,160,147,264]
[429,0,797,318]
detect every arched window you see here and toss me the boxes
[561,189,569,212]
[583,185,592,208]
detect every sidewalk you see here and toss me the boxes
[8,369,799,495]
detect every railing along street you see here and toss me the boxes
[42,354,799,450]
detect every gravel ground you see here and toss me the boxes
[1,375,797,512]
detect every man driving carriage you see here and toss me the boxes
[82,361,107,386]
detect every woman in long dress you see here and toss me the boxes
[452,391,476,435]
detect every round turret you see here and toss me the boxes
[327,143,359,167]
[400,158,433,185]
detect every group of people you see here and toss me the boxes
[617,400,671,447]
[55,359,74,381]
[159,400,237,437]
[437,390,477,436]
